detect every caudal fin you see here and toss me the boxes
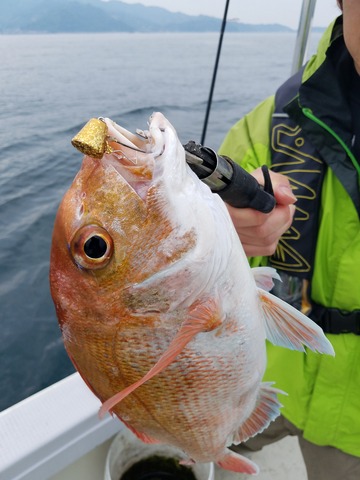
[217,449,259,475]
[259,289,335,355]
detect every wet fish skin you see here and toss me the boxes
[50,113,334,474]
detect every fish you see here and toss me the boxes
[49,112,334,475]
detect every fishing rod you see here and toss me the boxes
[200,0,230,145]
[196,0,275,213]
[201,0,317,142]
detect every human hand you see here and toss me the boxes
[226,168,296,257]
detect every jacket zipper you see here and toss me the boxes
[302,107,360,177]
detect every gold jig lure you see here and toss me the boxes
[71,118,111,159]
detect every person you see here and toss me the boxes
[218,1,360,479]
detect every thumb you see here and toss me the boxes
[251,168,296,206]
[274,182,297,206]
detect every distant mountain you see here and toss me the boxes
[0,0,295,34]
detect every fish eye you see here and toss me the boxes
[70,225,113,270]
[84,235,108,259]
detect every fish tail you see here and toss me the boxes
[217,449,259,475]
[259,288,335,355]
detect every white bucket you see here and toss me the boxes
[104,427,215,480]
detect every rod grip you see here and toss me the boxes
[218,157,276,213]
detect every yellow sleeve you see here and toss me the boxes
[218,96,275,268]
[218,95,275,172]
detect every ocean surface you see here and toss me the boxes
[0,31,322,411]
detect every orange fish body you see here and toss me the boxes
[50,113,333,474]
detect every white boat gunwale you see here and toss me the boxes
[0,373,122,480]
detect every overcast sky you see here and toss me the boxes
[119,0,340,29]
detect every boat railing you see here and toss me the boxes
[291,0,317,74]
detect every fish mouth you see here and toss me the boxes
[103,117,153,159]
[103,116,157,187]
[72,114,169,199]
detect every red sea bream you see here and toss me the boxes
[49,112,334,474]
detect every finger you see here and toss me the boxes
[237,204,295,255]
[234,205,295,242]
[226,204,270,228]
[273,183,297,206]
[251,168,296,206]
[235,204,295,240]
[242,241,279,257]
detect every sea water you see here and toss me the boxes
[0,31,322,411]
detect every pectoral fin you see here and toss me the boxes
[259,289,335,355]
[99,298,223,417]
[252,266,281,291]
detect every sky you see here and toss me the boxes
[119,0,340,29]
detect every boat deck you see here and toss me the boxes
[51,434,306,480]
[214,437,306,479]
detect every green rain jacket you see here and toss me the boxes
[219,16,360,456]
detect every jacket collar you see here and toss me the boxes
[284,15,360,215]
